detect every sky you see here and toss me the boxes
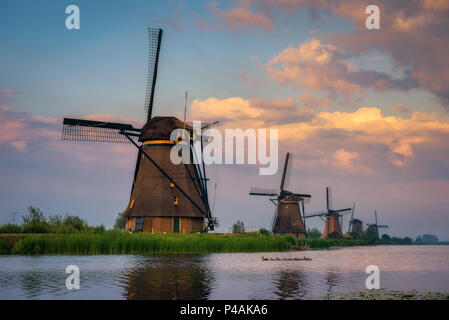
[1,0,449,240]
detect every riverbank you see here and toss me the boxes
[0,231,426,255]
[0,232,291,255]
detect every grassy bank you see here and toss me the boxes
[0,231,420,255]
[0,231,290,255]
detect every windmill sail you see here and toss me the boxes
[145,28,163,121]
[62,118,141,143]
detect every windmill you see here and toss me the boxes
[366,210,388,239]
[249,152,311,238]
[344,202,364,239]
[61,28,216,233]
[305,187,351,239]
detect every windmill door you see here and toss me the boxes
[173,217,180,233]
[135,217,144,232]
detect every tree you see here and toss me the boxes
[21,206,49,233]
[22,206,46,225]
[307,228,321,238]
[114,212,126,229]
[232,220,245,234]
[363,226,379,244]
[259,228,270,236]
[381,234,391,241]
[422,234,439,243]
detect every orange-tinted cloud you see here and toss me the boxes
[190,96,449,170]
[263,39,417,102]
[208,3,273,32]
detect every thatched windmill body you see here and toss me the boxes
[305,187,351,239]
[365,210,388,239]
[249,153,311,238]
[62,28,215,233]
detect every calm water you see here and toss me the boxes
[0,246,448,299]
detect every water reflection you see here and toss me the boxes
[0,246,448,299]
[274,270,308,299]
[122,255,214,300]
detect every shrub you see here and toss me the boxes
[0,223,22,234]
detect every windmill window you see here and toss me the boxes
[170,183,174,188]
[135,217,144,232]
[174,196,178,205]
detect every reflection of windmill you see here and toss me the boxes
[305,187,351,239]
[249,153,311,237]
[62,28,216,233]
[344,202,364,239]
[366,210,388,239]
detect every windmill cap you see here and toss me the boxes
[139,116,193,142]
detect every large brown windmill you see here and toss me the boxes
[249,153,311,237]
[62,28,216,233]
[305,187,351,239]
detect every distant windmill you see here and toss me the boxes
[305,187,352,239]
[344,202,364,239]
[61,28,217,233]
[366,210,388,239]
[249,152,311,237]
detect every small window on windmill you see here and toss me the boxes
[170,183,174,188]
[135,217,144,232]
[174,196,178,205]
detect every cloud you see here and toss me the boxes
[0,88,21,104]
[332,149,359,167]
[239,71,263,88]
[209,1,449,110]
[263,39,417,103]
[207,3,273,32]
[0,106,137,167]
[392,104,411,114]
[190,96,449,170]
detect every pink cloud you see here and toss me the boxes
[0,107,138,168]
[209,1,449,110]
[263,39,417,103]
[208,3,273,32]
[239,71,263,88]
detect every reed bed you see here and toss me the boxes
[4,231,290,255]
[289,237,369,249]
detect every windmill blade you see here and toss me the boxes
[291,193,311,198]
[62,118,140,143]
[249,187,278,197]
[304,211,327,218]
[378,225,389,228]
[279,152,290,191]
[375,210,378,226]
[326,187,330,211]
[333,208,352,213]
[348,201,355,233]
[285,193,311,201]
[301,200,306,231]
[145,28,163,121]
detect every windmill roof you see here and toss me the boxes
[139,116,192,141]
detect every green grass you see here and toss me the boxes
[3,231,290,255]
[288,236,369,249]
